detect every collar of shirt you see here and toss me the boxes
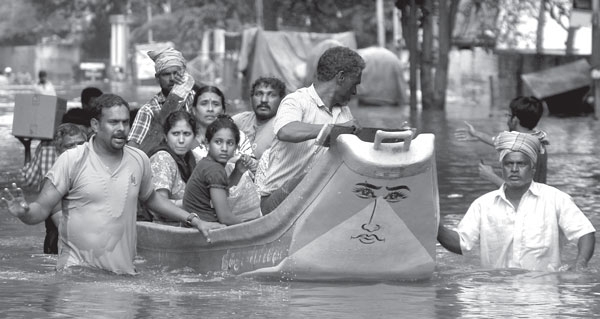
[496,181,541,205]
[155,91,168,104]
[307,84,334,116]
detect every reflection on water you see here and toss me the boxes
[0,86,599,317]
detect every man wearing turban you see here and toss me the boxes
[437,131,595,272]
[128,47,196,153]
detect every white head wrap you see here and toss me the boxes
[148,47,186,74]
[494,131,541,165]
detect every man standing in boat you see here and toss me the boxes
[232,76,286,160]
[258,46,365,215]
[128,47,196,153]
[1,94,224,275]
[437,131,595,271]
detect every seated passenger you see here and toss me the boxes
[189,85,256,169]
[183,115,261,226]
[258,46,365,215]
[147,110,198,226]
[232,76,286,159]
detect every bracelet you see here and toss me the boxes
[185,213,200,226]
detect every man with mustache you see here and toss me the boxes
[232,77,286,159]
[258,46,365,215]
[437,131,595,271]
[128,47,195,153]
[2,94,223,274]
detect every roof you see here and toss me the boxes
[521,59,591,98]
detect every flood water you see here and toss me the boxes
[1,84,600,318]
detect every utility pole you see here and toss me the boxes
[376,0,385,47]
[255,0,263,29]
[147,2,153,43]
[409,0,418,110]
[592,0,600,118]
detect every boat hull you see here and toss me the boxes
[137,131,439,281]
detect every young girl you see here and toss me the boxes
[183,114,259,226]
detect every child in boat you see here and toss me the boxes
[456,96,549,186]
[183,114,261,225]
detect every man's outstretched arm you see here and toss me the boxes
[437,222,463,255]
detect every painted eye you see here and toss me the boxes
[383,191,407,202]
[353,186,377,199]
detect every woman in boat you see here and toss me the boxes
[189,85,254,162]
[183,115,261,226]
[147,110,201,226]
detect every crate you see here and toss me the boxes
[12,94,67,139]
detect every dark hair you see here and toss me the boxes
[509,96,544,129]
[89,94,130,120]
[38,70,47,78]
[53,123,87,152]
[163,110,197,136]
[251,76,286,98]
[205,114,240,145]
[316,46,365,82]
[193,85,226,112]
[62,108,92,127]
[81,87,103,108]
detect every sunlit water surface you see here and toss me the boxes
[1,85,599,318]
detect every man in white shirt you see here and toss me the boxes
[437,131,595,271]
[258,46,365,214]
[34,70,56,96]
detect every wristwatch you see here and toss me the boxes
[186,213,200,226]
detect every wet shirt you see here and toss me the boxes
[182,157,228,222]
[46,139,154,274]
[128,90,195,145]
[457,182,595,271]
[232,111,275,159]
[258,84,353,196]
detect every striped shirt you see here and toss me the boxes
[258,85,353,196]
[128,90,195,145]
[20,140,56,190]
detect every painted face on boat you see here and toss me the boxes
[352,182,410,203]
[350,182,411,244]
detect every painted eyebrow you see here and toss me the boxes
[355,183,381,189]
[386,185,410,191]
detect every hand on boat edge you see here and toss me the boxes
[192,220,227,243]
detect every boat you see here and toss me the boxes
[136,126,440,281]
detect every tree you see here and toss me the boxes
[543,0,579,55]
[396,0,460,110]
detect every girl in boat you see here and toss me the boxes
[189,85,254,165]
[147,110,203,226]
[183,115,261,226]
